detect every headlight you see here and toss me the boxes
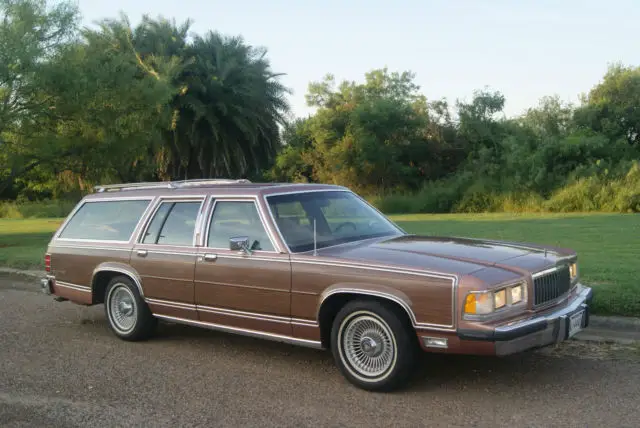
[510,283,525,304]
[464,282,527,317]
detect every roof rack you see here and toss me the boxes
[93,178,252,192]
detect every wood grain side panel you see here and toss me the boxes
[129,251,196,304]
[52,282,92,305]
[51,246,131,287]
[194,254,291,317]
[291,260,454,327]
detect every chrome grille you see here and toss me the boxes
[533,265,571,307]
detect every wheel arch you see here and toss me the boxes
[91,263,144,304]
[316,286,417,349]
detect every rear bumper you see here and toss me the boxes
[458,284,593,356]
[40,277,53,295]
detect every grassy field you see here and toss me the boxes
[0,213,638,317]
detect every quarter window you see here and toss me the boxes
[58,199,150,241]
[142,201,201,246]
[207,201,275,251]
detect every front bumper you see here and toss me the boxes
[458,284,593,356]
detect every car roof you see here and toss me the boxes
[83,181,348,201]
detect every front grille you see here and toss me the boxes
[533,265,571,307]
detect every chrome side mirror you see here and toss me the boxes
[229,236,252,254]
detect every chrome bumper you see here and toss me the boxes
[458,284,593,356]
[40,277,53,295]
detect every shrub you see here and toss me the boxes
[0,199,77,219]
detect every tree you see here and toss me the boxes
[130,18,292,180]
[0,0,79,196]
[574,63,640,145]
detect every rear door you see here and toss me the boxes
[130,196,206,321]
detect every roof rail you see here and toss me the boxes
[93,178,252,193]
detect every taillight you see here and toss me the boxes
[44,254,51,272]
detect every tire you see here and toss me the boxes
[330,300,419,392]
[104,275,157,341]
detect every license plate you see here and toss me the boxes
[568,310,585,338]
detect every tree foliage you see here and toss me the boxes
[2,0,640,214]
[1,1,290,199]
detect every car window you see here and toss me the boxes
[58,199,150,241]
[207,201,275,251]
[143,201,201,246]
[267,191,400,253]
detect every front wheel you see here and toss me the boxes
[104,275,157,341]
[331,300,419,391]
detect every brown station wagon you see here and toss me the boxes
[40,179,593,391]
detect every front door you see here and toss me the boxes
[130,197,205,321]
[194,198,292,336]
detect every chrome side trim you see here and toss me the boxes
[292,258,457,281]
[91,266,145,297]
[320,288,456,331]
[52,244,129,252]
[197,305,291,324]
[153,314,324,349]
[146,298,196,310]
[199,253,289,263]
[56,281,91,293]
[291,318,318,327]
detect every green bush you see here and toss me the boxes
[371,161,640,214]
[0,200,77,219]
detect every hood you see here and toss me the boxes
[316,234,575,283]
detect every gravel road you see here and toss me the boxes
[1,273,639,428]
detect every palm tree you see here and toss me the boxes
[132,18,291,180]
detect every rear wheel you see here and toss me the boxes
[104,276,157,341]
[330,300,419,391]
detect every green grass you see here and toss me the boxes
[0,219,63,270]
[0,213,638,317]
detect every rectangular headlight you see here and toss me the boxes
[509,283,525,304]
[494,289,506,309]
[464,282,527,317]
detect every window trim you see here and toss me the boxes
[54,197,155,244]
[136,196,206,248]
[202,198,279,254]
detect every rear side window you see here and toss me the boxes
[142,201,201,246]
[58,199,151,241]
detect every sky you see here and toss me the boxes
[77,0,638,119]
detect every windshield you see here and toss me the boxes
[266,190,403,253]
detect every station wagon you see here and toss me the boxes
[40,179,593,391]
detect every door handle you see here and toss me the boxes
[203,253,217,262]
[136,249,148,257]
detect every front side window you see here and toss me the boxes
[267,191,402,252]
[142,201,201,246]
[58,199,150,241]
[207,201,275,251]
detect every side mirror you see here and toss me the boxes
[229,236,252,254]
